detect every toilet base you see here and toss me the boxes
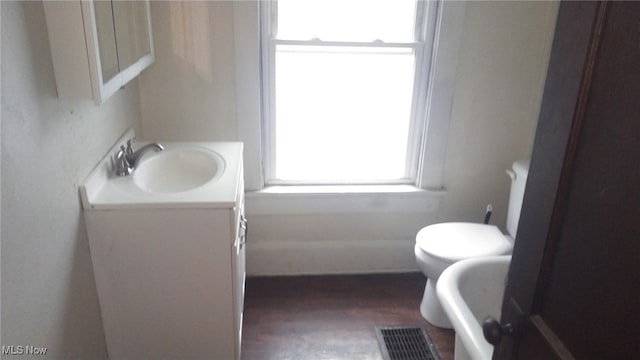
[420,278,452,329]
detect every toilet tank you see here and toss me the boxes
[506,160,530,238]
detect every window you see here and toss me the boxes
[261,0,438,185]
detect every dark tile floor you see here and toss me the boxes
[241,273,454,360]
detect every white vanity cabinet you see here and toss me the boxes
[43,0,154,104]
[81,138,245,359]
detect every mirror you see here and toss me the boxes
[94,1,119,82]
[94,0,153,89]
[113,1,152,71]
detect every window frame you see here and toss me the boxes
[259,0,440,186]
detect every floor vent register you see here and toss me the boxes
[376,326,441,360]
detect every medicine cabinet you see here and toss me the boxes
[44,0,154,105]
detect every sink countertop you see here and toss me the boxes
[80,129,243,210]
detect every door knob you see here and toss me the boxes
[482,316,513,346]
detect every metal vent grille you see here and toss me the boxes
[376,326,441,360]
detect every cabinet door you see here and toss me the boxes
[111,1,153,73]
[88,0,154,103]
[93,0,119,82]
[43,0,154,104]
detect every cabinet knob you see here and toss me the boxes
[238,215,247,250]
[240,215,248,234]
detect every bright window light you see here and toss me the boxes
[263,0,429,184]
[277,0,417,42]
[275,46,415,182]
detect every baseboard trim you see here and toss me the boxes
[246,239,419,276]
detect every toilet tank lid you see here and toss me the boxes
[416,222,513,262]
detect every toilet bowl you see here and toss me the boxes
[414,160,529,328]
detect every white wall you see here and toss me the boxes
[1,1,142,357]
[138,1,238,142]
[139,1,559,275]
[438,1,558,231]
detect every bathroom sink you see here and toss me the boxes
[80,128,243,209]
[436,255,511,360]
[133,147,225,193]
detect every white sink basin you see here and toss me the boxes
[436,255,511,360]
[133,148,225,193]
[79,128,243,209]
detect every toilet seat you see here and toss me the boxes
[416,222,512,263]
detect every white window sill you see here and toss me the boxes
[245,185,446,215]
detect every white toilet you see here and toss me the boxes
[414,160,529,328]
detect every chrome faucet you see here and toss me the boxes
[114,138,164,176]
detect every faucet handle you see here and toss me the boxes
[125,137,136,155]
[114,146,132,176]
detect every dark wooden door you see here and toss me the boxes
[493,2,640,359]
